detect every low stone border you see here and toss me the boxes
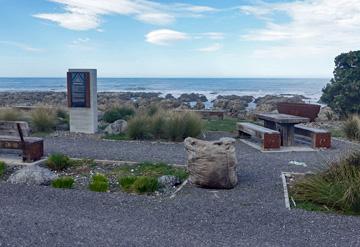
[281,172,291,210]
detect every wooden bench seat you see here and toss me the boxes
[295,125,331,149]
[237,122,281,149]
[0,121,44,162]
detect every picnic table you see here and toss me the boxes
[256,113,309,146]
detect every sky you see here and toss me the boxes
[0,0,359,77]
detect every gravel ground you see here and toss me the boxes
[1,135,360,246]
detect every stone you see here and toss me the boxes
[104,119,128,135]
[184,137,238,189]
[194,101,205,110]
[158,175,181,188]
[316,106,339,121]
[178,93,208,103]
[8,165,58,185]
[255,94,305,113]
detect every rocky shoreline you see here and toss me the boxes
[0,91,309,118]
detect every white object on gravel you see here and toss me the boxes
[104,119,128,135]
[289,161,307,167]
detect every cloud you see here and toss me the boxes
[145,29,189,45]
[240,0,360,58]
[202,32,225,40]
[197,43,222,52]
[0,41,42,52]
[34,0,217,31]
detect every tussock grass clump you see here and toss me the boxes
[118,176,158,194]
[103,107,135,123]
[127,110,203,141]
[89,174,109,192]
[0,108,24,121]
[342,115,360,141]
[0,161,5,177]
[127,115,152,140]
[292,151,360,214]
[30,107,56,132]
[46,153,71,171]
[52,176,74,189]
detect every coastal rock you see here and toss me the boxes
[165,94,175,100]
[212,95,253,117]
[8,165,58,186]
[255,95,305,112]
[184,137,238,189]
[194,101,205,110]
[178,93,207,103]
[104,119,128,135]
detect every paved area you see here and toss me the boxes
[1,135,360,246]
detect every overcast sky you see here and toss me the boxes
[0,0,359,77]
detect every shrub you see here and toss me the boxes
[52,176,74,189]
[30,107,56,132]
[292,151,360,214]
[46,153,71,171]
[182,112,203,138]
[103,107,135,123]
[321,50,360,116]
[0,108,23,121]
[147,104,159,116]
[164,111,203,141]
[0,161,5,177]
[119,176,158,194]
[342,115,360,141]
[127,115,152,140]
[119,176,138,190]
[149,113,166,139]
[89,174,109,192]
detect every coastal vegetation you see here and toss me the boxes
[321,50,360,116]
[30,107,57,132]
[291,151,360,215]
[103,106,135,123]
[342,115,360,141]
[46,153,71,171]
[0,108,24,121]
[51,176,74,189]
[89,173,109,192]
[127,110,203,141]
[0,161,5,177]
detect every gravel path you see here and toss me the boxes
[1,136,360,246]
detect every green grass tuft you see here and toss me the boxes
[30,107,56,132]
[0,161,5,177]
[118,176,158,194]
[204,117,238,132]
[103,107,135,123]
[52,176,74,189]
[89,174,109,192]
[46,153,71,171]
[342,115,360,141]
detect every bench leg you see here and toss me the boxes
[23,141,44,162]
[277,124,295,147]
[264,120,276,130]
[263,133,281,149]
[312,133,331,149]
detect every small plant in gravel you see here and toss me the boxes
[103,107,135,123]
[342,115,360,141]
[89,174,109,192]
[30,107,57,132]
[119,176,158,194]
[0,161,5,177]
[291,151,360,214]
[52,176,74,189]
[46,153,71,171]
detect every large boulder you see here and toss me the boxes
[184,137,238,189]
[104,119,128,135]
[178,93,208,103]
[8,165,57,185]
[255,95,305,112]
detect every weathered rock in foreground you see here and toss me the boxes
[104,119,128,135]
[8,165,57,185]
[184,137,238,189]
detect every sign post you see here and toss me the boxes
[67,69,97,134]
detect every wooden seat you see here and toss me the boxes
[295,125,331,149]
[0,121,44,162]
[237,122,281,150]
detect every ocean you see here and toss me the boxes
[0,78,329,102]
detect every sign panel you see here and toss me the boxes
[67,72,90,108]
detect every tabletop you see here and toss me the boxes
[256,113,310,124]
